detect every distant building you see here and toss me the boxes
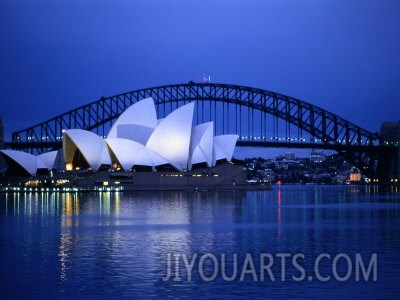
[285,152,295,160]
[0,116,5,172]
[0,116,3,150]
[380,121,400,143]
[310,150,326,163]
[349,167,361,182]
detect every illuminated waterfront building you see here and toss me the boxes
[64,98,237,172]
[1,98,238,175]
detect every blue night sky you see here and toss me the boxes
[1,0,399,141]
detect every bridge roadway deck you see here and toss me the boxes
[4,140,382,152]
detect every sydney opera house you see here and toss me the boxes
[0,98,238,179]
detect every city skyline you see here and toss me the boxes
[1,0,399,141]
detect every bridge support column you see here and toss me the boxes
[377,121,400,182]
[0,116,3,150]
[376,147,398,181]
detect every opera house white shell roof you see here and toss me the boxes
[107,97,158,144]
[189,122,214,170]
[105,138,168,171]
[0,97,238,175]
[146,102,195,171]
[213,135,238,165]
[63,129,111,171]
[63,98,237,172]
[0,149,58,175]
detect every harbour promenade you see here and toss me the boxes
[0,163,273,193]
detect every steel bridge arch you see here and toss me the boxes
[10,82,383,177]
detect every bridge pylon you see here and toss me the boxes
[377,121,400,182]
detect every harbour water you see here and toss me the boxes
[0,185,399,299]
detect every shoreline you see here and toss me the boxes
[0,182,273,193]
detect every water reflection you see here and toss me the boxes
[277,189,281,251]
[0,186,399,299]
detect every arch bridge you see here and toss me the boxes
[6,82,397,180]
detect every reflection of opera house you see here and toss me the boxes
[1,98,260,190]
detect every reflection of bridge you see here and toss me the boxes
[4,83,398,180]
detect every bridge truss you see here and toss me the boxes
[8,82,387,178]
